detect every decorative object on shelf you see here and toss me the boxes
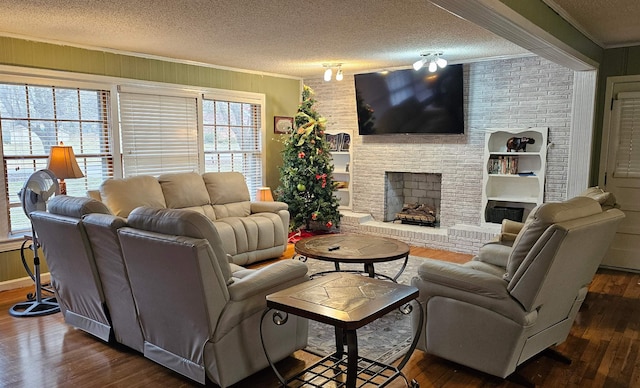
[274,116,294,134]
[256,186,274,201]
[276,85,341,232]
[46,141,84,195]
[506,136,536,152]
[412,52,447,72]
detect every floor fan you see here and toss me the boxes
[9,169,60,317]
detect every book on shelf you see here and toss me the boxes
[488,155,519,175]
[325,132,350,152]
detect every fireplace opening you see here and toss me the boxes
[384,172,441,227]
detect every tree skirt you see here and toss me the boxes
[299,255,425,364]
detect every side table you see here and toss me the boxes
[261,273,422,387]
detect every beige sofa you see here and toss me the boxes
[31,196,309,386]
[90,171,289,265]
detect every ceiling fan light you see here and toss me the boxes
[428,60,438,72]
[323,67,332,82]
[436,57,447,68]
[413,58,425,71]
[336,68,343,81]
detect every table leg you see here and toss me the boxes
[364,262,375,278]
[345,329,358,388]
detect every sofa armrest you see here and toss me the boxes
[416,259,509,300]
[227,260,308,300]
[499,219,524,243]
[474,242,512,268]
[250,201,288,214]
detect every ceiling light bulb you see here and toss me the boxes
[428,60,438,72]
[436,57,447,68]
[324,67,332,81]
[336,68,343,81]
[413,58,425,71]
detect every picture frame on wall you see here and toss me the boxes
[274,116,294,134]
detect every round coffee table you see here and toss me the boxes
[294,234,410,281]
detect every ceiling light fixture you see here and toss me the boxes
[413,53,447,72]
[323,63,343,81]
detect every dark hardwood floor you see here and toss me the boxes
[1,245,638,387]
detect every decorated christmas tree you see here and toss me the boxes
[276,85,341,232]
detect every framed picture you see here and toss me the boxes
[274,116,294,134]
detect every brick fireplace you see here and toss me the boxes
[384,172,441,224]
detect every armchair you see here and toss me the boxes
[117,207,309,387]
[411,197,625,382]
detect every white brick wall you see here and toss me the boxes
[304,56,574,254]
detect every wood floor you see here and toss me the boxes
[1,245,638,387]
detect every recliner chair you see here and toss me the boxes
[30,196,114,341]
[411,196,625,383]
[117,206,309,387]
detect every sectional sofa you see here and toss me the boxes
[89,171,289,265]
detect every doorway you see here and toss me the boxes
[600,76,640,271]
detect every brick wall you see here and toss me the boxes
[305,56,574,253]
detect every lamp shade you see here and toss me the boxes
[46,144,84,179]
[256,187,274,201]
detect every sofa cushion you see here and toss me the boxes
[202,172,251,218]
[100,176,166,218]
[127,207,233,284]
[505,197,602,281]
[158,172,210,209]
[48,195,111,218]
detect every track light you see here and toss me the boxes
[413,53,447,72]
[322,64,343,81]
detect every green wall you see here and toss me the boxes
[0,36,300,283]
[499,0,603,64]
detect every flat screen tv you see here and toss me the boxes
[354,64,464,135]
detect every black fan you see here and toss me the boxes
[9,169,60,317]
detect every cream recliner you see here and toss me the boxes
[117,207,309,387]
[411,196,625,381]
[30,196,114,341]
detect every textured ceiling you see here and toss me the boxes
[0,1,638,79]
[546,0,640,47]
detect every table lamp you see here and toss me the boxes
[256,187,274,201]
[46,142,84,195]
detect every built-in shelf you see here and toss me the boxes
[482,127,548,224]
[326,130,352,209]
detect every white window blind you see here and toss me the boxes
[0,83,113,235]
[202,98,263,199]
[614,93,640,178]
[119,91,199,177]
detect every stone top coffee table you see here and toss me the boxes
[260,273,422,388]
[294,234,410,281]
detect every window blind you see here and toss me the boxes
[119,91,199,177]
[202,98,262,199]
[614,93,640,178]
[0,83,113,234]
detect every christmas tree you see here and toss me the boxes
[276,85,341,232]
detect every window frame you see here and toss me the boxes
[0,65,267,249]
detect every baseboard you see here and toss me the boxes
[0,273,51,293]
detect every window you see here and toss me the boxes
[0,82,113,236]
[0,69,267,243]
[119,89,199,176]
[202,96,263,198]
